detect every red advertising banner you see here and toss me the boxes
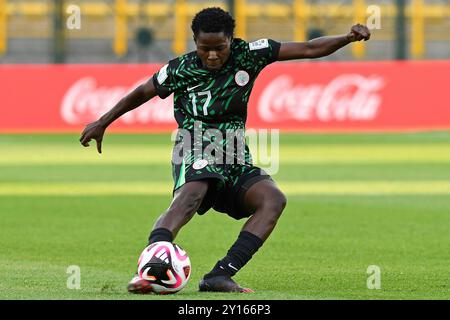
[1,61,449,133]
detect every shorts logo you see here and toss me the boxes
[192,159,208,170]
[235,70,250,87]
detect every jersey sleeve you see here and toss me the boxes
[247,38,281,68]
[152,61,177,99]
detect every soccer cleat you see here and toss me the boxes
[198,275,254,293]
[127,275,154,294]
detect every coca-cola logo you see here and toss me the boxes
[258,74,385,122]
[61,77,174,125]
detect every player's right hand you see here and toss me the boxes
[79,120,106,154]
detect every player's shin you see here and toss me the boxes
[204,231,263,278]
[148,227,173,245]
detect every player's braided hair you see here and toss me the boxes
[191,7,235,38]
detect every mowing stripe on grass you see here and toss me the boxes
[2,144,450,165]
[1,181,450,196]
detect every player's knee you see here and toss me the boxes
[279,192,287,212]
[168,190,205,219]
[183,191,205,213]
[264,190,287,219]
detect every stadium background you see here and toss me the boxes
[0,0,449,299]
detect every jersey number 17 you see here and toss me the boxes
[189,90,212,116]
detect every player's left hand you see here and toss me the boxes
[346,24,371,42]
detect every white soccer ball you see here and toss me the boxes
[137,241,191,294]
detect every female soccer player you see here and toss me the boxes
[80,7,370,293]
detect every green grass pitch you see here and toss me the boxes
[1,132,449,300]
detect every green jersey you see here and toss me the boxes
[152,38,281,132]
[154,38,280,216]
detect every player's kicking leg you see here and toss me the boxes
[199,179,287,293]
[128,180,209,294]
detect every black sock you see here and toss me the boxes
[204,231,264,279]
[148,228,173,245]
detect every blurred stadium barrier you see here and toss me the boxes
[0,0,449,63]
[1,61,450,132]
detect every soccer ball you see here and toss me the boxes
[137,241,191,294]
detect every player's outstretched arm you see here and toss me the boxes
[79,78,157,153]
[277,24,371,60]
